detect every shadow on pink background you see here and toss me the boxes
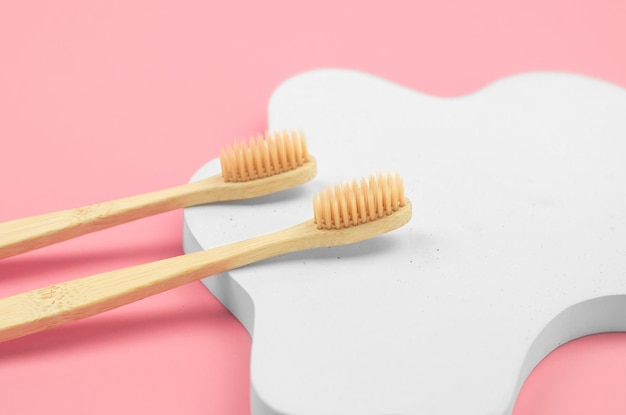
[1,1,625,413]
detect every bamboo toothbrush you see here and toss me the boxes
[0,130,316,260]
[0,173,411,343]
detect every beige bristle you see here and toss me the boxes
[314,173,406,230]
[220,130,310,182]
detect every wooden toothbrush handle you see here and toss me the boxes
[0,177,222,260]
[0,161,317,260]
[0,221,317,343]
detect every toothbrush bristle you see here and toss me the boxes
[314,173,406,230]
[220,130,310,182]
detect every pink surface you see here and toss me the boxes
[0,1,625,414]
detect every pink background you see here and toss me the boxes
[1,1,625,413]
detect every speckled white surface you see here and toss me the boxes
[183,69,626,415]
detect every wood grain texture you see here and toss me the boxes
[0,159,316,259]
[0,200,411,343]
